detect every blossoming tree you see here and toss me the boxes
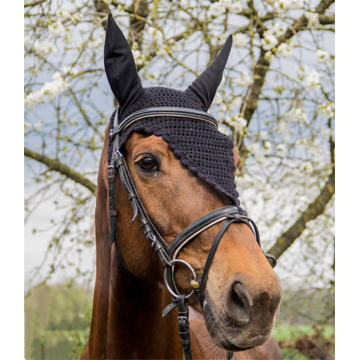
[25,0,335,299]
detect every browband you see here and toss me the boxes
[109,107,218,141]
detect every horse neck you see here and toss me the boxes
[106,248,184,359]
[90,145,183,359]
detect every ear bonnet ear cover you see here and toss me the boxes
[186,36,233,111]
[104,13,144,111]
[105,15,239,204]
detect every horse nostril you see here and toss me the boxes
[226,282,251,326]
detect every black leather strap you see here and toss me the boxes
[198,219,236,307]
[109,107,218,141]
[176,295,192,360]
[167,206,248,258]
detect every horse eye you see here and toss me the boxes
[137,157,158,171]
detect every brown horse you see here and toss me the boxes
[81,14,282,360]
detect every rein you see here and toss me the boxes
[108,107,277,360]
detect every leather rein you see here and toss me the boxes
[107,107,277,360]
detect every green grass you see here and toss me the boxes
[281,348,312,360]
[25,284,335,359]
[273,323,335,342]
[273,324,335,360]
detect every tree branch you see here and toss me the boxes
[128,0,149,50]
[24,148,97,195]
[268,168,335,258]
[319,14,335,25]
[24,0,46,8]
[238,0,335,159]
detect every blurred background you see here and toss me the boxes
[24,0,335,359]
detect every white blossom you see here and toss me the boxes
[277,121,288,135]
[221,0,243,13]
[209,2,226,17]
[214,93,224,106]
[49,20,65,37]
[316,49,330,63]
[235,71,253,87]
[168,39,181,52]
[276,143,287,156]
[236,173,254,188]
[132,49,145,66]
[218,124,231,136]
[273,0,304,13]
[300,161,314,174]
[277,42,293,57]
[249,142,266,163]
[261,31,278,50]
[320,127,333,139]
[284,107,308,124]
[229,114,247,135]
[24,90,45,108]
[233,33,248,48]
[229,2,243,12]
[198,12,207,22]
[71,13,83,22]
[264,141,272,154]
[318,102,335,118]
[305,12,319,27]
[25,71,69,107]
[158,44,168,57]
[63,66,78,76]
[220,103,227,112]
[34,122,42,132]
[180,0,193,9]
[265,51,274,61]
[88,37,103,49]
[24,36,31,48]
[42,72,69,99]
[248,142,261,154]
[34,40,57,56]
[296,65,308,81]
[272,22,287,37]
[262,185,274,200]
[57,8,71,20]
[148,27,162,44]
[304,70,321,90]
[259,131,268,141]
[255,152,266,164]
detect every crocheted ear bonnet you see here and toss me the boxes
[105,14,239,205]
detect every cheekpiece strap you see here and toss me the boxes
[176,295,192,360]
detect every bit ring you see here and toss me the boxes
[163,259,197,299]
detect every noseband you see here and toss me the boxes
[108,107,277,360]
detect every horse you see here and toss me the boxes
[81,14,282,360]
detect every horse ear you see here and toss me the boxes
[104,13,144,110]
[186,36,233,110]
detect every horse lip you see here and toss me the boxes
[202,299,265,352]
[202,300,249,351]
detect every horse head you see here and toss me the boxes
[98,13,282,356]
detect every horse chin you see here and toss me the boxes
[202,299,271,352]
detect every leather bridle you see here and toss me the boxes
[108,107,277,360]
